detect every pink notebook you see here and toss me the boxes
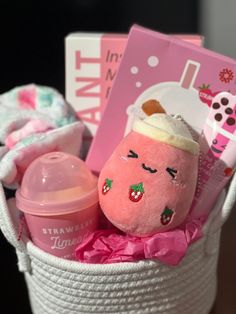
[86,25,236,174]
[66,32,203,157]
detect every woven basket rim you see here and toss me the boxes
[24,189,228,274]
[26,230,207,275]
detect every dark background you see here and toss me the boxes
[0,0,198,95]
[2,1,231,314]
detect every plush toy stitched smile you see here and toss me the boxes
[98,114,199,237]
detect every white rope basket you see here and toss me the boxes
[0,174,236,314]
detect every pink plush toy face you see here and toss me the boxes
[98,131,198,236]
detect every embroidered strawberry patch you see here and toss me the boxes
[129,182,144,202]
[160,208,174,225]
[102,178,113,195]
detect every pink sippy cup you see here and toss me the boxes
[16,152,99,260]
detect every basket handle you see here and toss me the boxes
[204,172,236,255]
[0,182,31,272]
[220,171,236,226]
[208,171,236,234]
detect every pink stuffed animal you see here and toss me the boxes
[98,114,199,236]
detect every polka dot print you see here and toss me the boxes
[226,117,235,125]
[215,113,222,121]
[225,108,233,115]
[212,102,220,109]
[221,97,229,106]
[212,95,235,126]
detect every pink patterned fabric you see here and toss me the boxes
[18,86,37,109]
[5,119,53,148]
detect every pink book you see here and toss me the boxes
[66,32,203,157]
[85,25,236,174]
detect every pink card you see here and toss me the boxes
[66,32,203,158]
[86,25,236,174]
